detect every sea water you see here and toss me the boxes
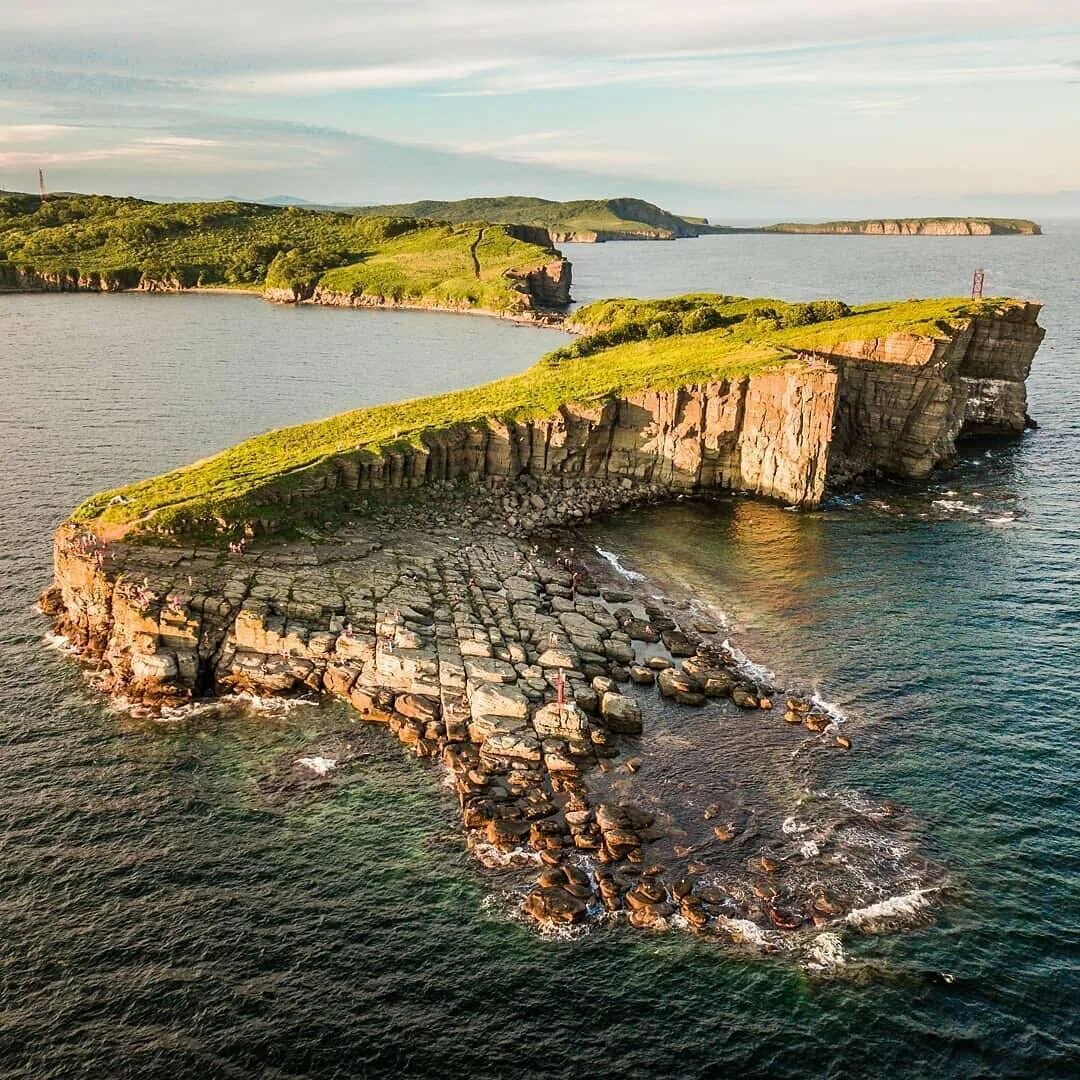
[1,227,1077,1075]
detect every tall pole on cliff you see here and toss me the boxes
[38,169,46,204]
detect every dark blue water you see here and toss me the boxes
[1,230,1077,1076]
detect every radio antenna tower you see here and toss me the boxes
[38,169,47,204]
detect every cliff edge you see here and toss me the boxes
[66,294,1043,542]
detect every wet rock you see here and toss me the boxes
[532,701,589,739]
[600,692,643,734]
[628,664,656,685]
[732,686,760,709]
[661,628,696,656]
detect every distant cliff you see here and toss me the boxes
[749,218,1041,236]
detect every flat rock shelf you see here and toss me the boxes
[42,480,946,953]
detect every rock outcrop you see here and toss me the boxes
[755,218,1041,236]
[126,303,1039,540]
[821,301,1043,480]
[45,503,943,948]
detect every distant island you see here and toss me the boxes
[350,198,1041,241]
[741,218,1041,236]
[0,192,570,320]
[350,196,716,242]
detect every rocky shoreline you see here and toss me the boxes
[42,478,945,953]
[1,257,573,326]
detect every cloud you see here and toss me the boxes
[438,130,660,172]
[213,60,507,95]
[0,124,78,143]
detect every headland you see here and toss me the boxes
[39,291,1045,946]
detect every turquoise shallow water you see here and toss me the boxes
[1,231,1078,1077]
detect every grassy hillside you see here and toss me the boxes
[71,293,1016,538]
[0,193,565,313]
[350,196,716,239]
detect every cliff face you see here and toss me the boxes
[177,306,1040,536]
[0,265,184,292]
[3,255,573,318]
[759,219,1041,236]
[819,302,1043,481]
[221,363,838,536]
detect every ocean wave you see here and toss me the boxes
[593,546,646,582]
[932,499,983,514]
[804,932,847,972]
[469,839,541,870]
[810,693,847,726]
[721,638,775,683]
[845,887,936,931]
[41,631,77,655]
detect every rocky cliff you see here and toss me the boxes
[3,256,573,320]
[819,301,1043,481]
[756,218,1041,236]
[97,303,1037,539]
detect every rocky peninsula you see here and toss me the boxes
[40,292,1044,949]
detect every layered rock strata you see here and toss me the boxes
[755,219,1041,236]
[161,305,1043,542]
[822,301,1043,480]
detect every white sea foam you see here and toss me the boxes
[42,631,77,655]
[721,638,775,683]
[812,691,842,725]
[714,916,789,950]
[782,815,811,836]
[932,499,982,514]
[297,755,336,776]
[594,546,646,582]
[845,888,935,930]
[470,840,541,869]
[804,932,847,972]
[236,693,317,716]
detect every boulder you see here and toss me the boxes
[537,647,576,669]
[469,681,529,719]
[600,692,643,734]
[532,701,589,739]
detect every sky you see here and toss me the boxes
[1,1,1078,219]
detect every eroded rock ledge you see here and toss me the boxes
[42,485,941,947]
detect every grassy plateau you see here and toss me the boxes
[67,292,1021,538]
[349,196,717,239]
[0,193,565,314]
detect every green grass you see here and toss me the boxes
[0,193,562,312]
[349,196,715,238]
[69,293,1022,539]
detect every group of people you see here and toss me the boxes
[73,531,109,569]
